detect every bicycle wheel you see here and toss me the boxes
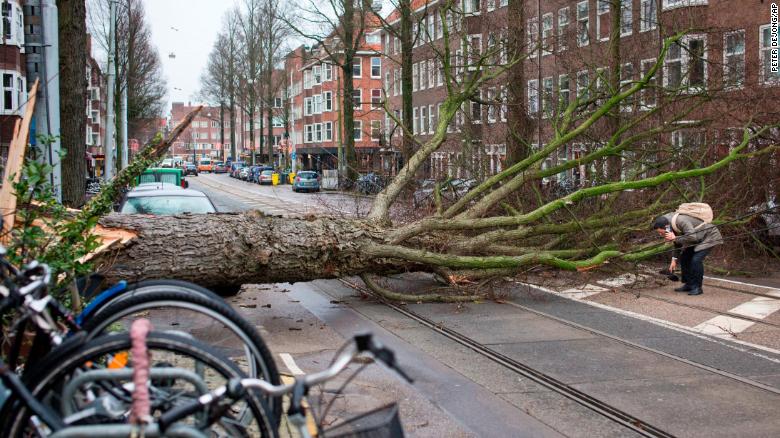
[79,289,282,422]
[2,331,277,438]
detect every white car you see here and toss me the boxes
[119,187,216,215]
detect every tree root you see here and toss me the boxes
[359,274,482,303]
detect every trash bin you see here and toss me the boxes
[272,173,280,186]
[289,172,296,184]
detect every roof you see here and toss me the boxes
[127,188,208,198]
[134,182,183,191]
[385,0,438,24]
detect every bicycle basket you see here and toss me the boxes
[323,403,404,438]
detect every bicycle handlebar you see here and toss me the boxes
[159,333,412,432]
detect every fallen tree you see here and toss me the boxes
[34,30,780,300]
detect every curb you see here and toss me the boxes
[703,276,780,295]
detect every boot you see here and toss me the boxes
[674,285,692,292]
[687,287,703,296]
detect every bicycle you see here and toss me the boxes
[48,333,412,438]
[0,255,274,436]
[1,259,282,421]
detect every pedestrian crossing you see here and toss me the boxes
[533,270,780,350]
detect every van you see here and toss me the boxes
[135,168,188,188]
[198,159,214,173]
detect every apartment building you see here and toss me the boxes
[0,0,27,160]
[170,101,286,164]
[380,0,780,183]
[284,19,384,173]
[85,37,105,159]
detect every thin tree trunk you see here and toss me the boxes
[506,0,531,166]
[400,0,414,166]
[58,0,88,207]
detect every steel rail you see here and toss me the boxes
[338,278,678,438]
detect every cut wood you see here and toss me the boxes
[0,79,39,241]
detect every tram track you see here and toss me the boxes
[337,278,680,438]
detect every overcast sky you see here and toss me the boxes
[143,0,234,113]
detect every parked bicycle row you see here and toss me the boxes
[0,244,410,437]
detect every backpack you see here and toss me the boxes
[671,203,713,233]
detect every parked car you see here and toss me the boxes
[246,166,263,183]
[119,187,216,215]
[238,167,250,180]
[356,173,386,195]
[230,162,245,178]
[135,168,188,188]
[213,162,228,173]
[160,158,174,168]
[292,171,320,192]
[184,163,198,176]
[258,170,275,185]
[197,159,214,173]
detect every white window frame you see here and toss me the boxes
[314,123,322,142]
[759,24,780,85]
[413,107,419,134]
[303,97,312,116]
[528,17,539,57]
[723,30,745,89]
[558,7,569,52]
[597,0,609,42]
[428,59,436,88]
[324,121,333,141]
[420,59,428,89]
[353,57,362,78]
[371,89,382,109]
[576,70,589,101]
[640,0,657,32]
[558,74,570,112]
[620,62,634,113]
[620,0,633,37]
[542,76,554,118]
[354,120,363,141]
[420,105,428,134]
[662,0,708,11]
[664,34,708,91]
[412,62,419,91]
[371,57,382,78]
[313,65,322,84]
[486,87,497,123]
[428,104,435,134]
[528,79,539,114]
[371,120,381,141]
[577,1,589,47]
[640,58,657,109]
[542,13,553,56]
[324,91,333,112]
[353,88,362,110]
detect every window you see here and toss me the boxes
[394,68,401,95]
[577,2,589,47]
[500,87,508,121]
[427,14,434,41]
[528,79,539,114]
[354,120,363,140]
[324,122,333,141]
[305,125,313,143]
[86,125,93,145]
[723,30,745,88]
[665,36,707,89]
[413,107,419,134]
[323,63,333,81]
[303,70,312,89]
[315,123,322,142]
[597,0,609,41]
[542,13,553,56]
[371,89,382,109]
[353,89,362,109]
[528,17,539,56]
[640,59,657,108]
[640,0,657,32]
[464,0,480,14]
[542,77,554,117]
[371,57,381,78]
[274,97,283,108]
[324,91,333,111]
[435,13,443,39]
[760,25,780,85]
[420,106,428,133]
[313,65,321,84]
[393,37,400,55]
[471,93,481,123]
[620,63,634,112]
[366,33,380,44]
[468,34,482,68]
[558,8,569,52]
[412,62,419,91]
[272,117,284,128]
[621,0,632,36]
[428,59,436,88]
[663,0,708,10]
[487,87,497,123]
[428,104,435,134]
[499,0,507,7]
[304,97,312,116]
[385,71,391,92]
[371,120,381,141]
[353,58,362,77]
[313,94,322,114]
[558,74,570,112]
[90,88,99,100]
[577,70,590,101]
[420,60,428,89]
[437,59,444,86]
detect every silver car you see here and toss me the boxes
[119,187,217,215]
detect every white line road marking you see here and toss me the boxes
[703,275,780,295]
[521,282,780,359]
[280,353,304,375]
[694,297,780,337]
[559,284,609,300]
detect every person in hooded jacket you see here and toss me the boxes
[652,213,723,296]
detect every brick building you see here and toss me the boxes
[284,15,384,173]
[380,0,780,184]
[170,101,285,164]
[0,0,27,161]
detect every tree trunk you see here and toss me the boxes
[93,214,405,290]
[400,0,414,166]
[505,0,531,166]
[58,0,88,207]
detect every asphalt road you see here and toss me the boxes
[184,173,780,437]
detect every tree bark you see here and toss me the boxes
[59,0,88,207]
[93,214,406,290]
